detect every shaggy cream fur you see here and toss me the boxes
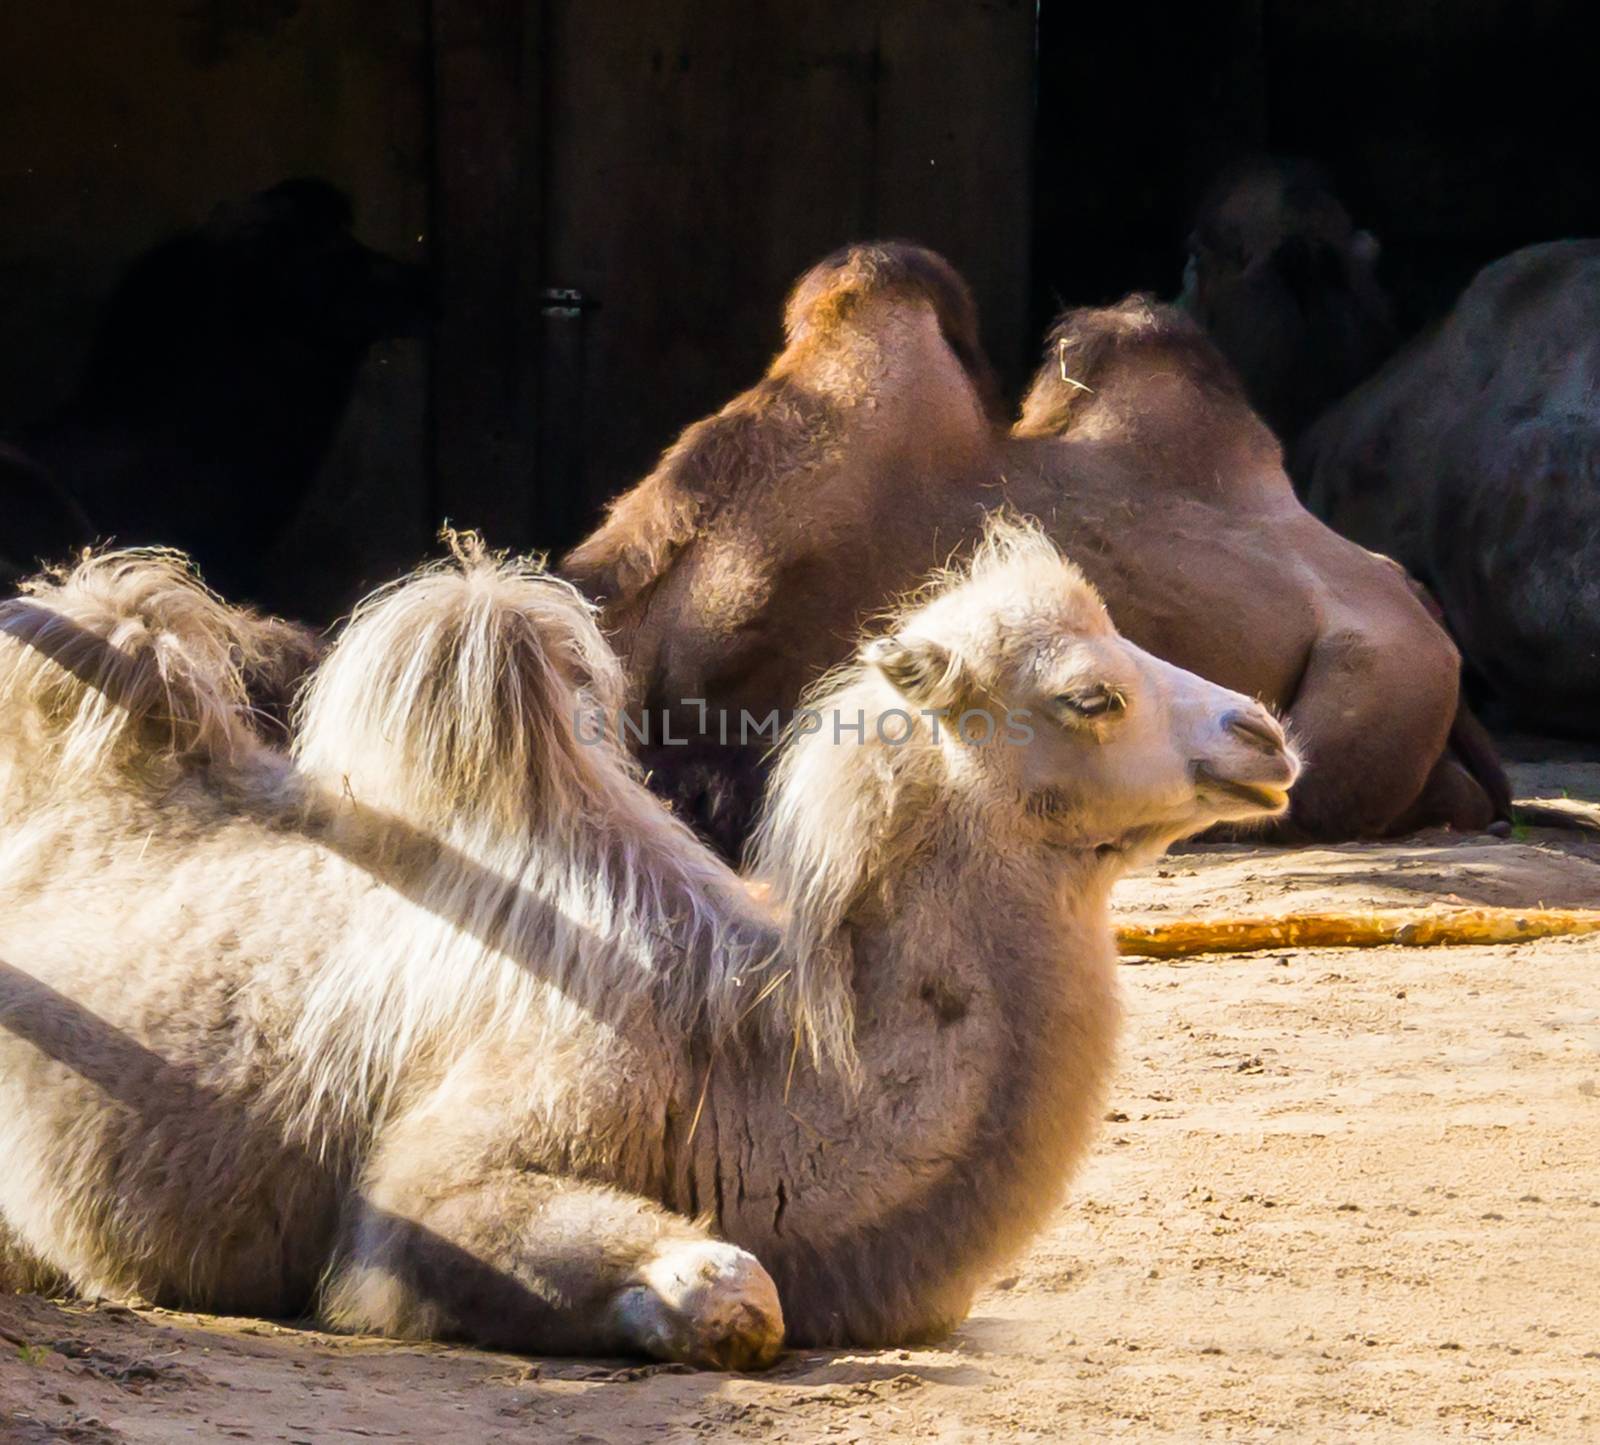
[0,525,1295,1365]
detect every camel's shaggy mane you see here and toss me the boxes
[749,515,1108,1060]
[278,533,813,1133]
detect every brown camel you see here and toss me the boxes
[564,244,1505,854]
[1010,295,1505,841]
[0,523,1295,1363]
[563,242,1007,857]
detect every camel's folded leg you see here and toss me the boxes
[1388,752,1498,835]
[323,1165,784,1369]
[1266,626,1463,840]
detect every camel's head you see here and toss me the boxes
[1177,156,1395,439]
[861,517,1300,860]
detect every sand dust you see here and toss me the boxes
[3,755,1597,1442]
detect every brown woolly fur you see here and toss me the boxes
[1,521,1293,1365]
[1009,298,1505,839]
[780,240,1003,415]
[561,240,1001,630]
[561,241,1006,857]
[1017,295,1257,445]
[565,249,1505,853]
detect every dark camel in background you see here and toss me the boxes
[1182,159,1600,734]
[1176,155,1398,446]
[1294,242,1600,735]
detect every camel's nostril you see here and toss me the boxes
[1224,709,1284,755]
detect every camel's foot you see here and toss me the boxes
[611,1239,784,1370]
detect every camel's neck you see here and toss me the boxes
[692,826,1122,1345]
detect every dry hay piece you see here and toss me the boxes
[1116,907,1600,961]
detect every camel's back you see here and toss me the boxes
[0,759,377,1011]
[1300,241,1600,537]
[1451,241,1600,384]
[1407,242,1600,522]
[1296,240,1600,710]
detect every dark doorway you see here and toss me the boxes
[1031,1,1600,341]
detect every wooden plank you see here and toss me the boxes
[539,0,883,549]
[1117,907,1600,961]
[0,1,432,615]
[874,0,1039,382]
[429,0,534,547]
[536,2,1039,552]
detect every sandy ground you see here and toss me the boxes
[2,753,1598,1442]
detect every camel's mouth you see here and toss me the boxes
[1195,766,1292,815]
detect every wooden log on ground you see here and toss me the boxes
[1116,907,1600,961]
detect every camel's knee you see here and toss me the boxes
[610,1238,785,1371]
[321,1165,773,1360]
[322,1193,569,1344]
[1280,633,1458,838]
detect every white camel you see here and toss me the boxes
[0,521,1296,1366]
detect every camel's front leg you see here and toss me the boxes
[1269,620,1458,839]
[323,1164,784,1369]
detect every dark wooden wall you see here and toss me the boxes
[2,1,1036,589]
[7,1,1596,612]
[0,1,432,615]
[433,0,1037,555]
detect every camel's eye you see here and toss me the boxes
[1053,685,1126,721]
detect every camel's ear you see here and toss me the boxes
[862,633,963,708]
[1177,253,1201,309]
